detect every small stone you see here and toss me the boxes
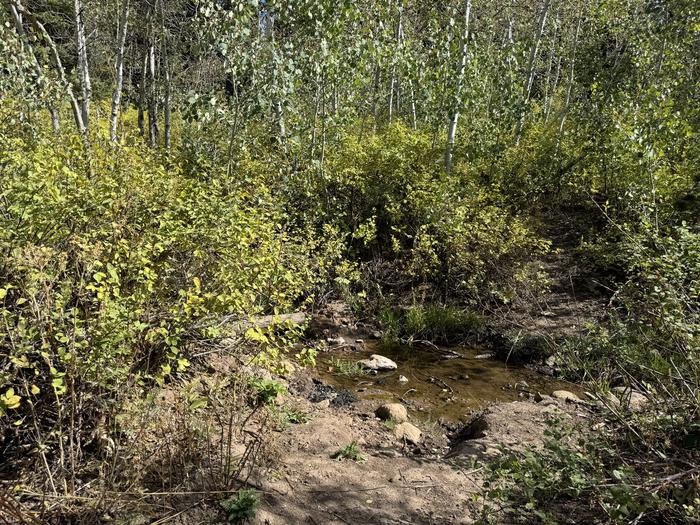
[394,422,422,445]
[358,354,398,371]
[475,353,495,359]
[370,331,382,339]
[326,336,346,346]
[611,387,649,412]
[398,375,409,383]
[315,399,331,409]
[552,390,581,402]
[545,355,557,367]
[534,392,544,402]
[356,339,364,344]
[515,380,529,391]
[375,403,408,423]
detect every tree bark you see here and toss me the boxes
[146,7,158,148]
[73,0,92,129]
[159,0,171,150]
[387,1,402,125]
[445,0,471,173]
[138,50,147,136]
[110,0,130,142]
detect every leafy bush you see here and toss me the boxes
[248,378,287,406]
[482,416,700,524]
[291,123,549,305]
[0,121,327,465]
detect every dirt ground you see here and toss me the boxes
[244,382,590,525]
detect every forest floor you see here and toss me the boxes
[246,382,591,525]
[164,228,611,524]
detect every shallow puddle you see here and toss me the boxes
[314,342,582,422]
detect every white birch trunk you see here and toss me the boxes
[445,0,471,173]
[74,0,92,129]
[110,0,129,142]
[159,0,171,150]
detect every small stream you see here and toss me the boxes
[314,341,582,422]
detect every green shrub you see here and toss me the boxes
[290,122,549,305]
[248,378,286,406]
[0,121,326,455]
[220,489,261,523]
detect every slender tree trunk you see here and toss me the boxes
[310,74,321,162]
[445,0,471,173]
[409,81,417,130]
[542,14,559,123]
[10,0,85,133]
[515,0,552,144]
[556,4,584,150]
[397,20,418,129]
[8,2,60,131]
[545,55,562,122]
[371,63,380,132]
[73,0,92,129]
[147,10,158,148]
[387,3,402,126]
[159,0,171,150]
[110,0,129,142]
[138,50,147,136]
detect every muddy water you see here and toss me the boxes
[315,342,582,422]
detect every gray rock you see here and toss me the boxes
[475,353,495,359]
[359,354,398,371]
[398,375,409,383]
[394,422,422,445]
[551,390,581,402]
[375,403,408,423]
[314,399,331,409]
[326,336,346,346]
[611,387,649,411]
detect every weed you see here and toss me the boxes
[276,406,311,430]
[248,378,286,406]
[381,419,398,431]
[220,488,261,523]
[328,357,367,377]
[332,441,366,462]
[380,304,485,345]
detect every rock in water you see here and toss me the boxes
[398,375,409,383]
[551,390,581,402]
[358,354,398,371]
[375,403,408,423]
[394,422,422,445]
